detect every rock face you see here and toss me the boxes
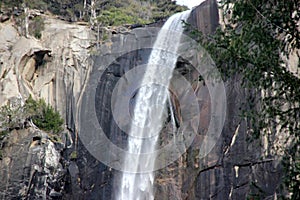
[0,15,94,119]
[0,128,66,199]
[0,14,96,199]
[0,1,286,200]
[188,0,219,34]
[79,1,282,199]
[169,1,282,199]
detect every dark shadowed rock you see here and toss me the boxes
[152,1,282,199]
[0,128,66,199]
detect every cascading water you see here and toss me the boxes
[117,10,191,200]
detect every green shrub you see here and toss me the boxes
[70,151,78,160]
[36,105,63,133]
[25,96,64,134]
[97,7,150,26]
[0,96,63,134]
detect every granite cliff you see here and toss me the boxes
[0,1,289,199]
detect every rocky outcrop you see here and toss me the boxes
[0,127,66,199]
[0,15,94,119]
[0,14,95,199]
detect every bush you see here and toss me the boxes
[0,96,63,134]
[97,7,150,26]
[33,105,63,133]
[25,96,64,134]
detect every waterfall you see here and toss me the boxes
[117,10,191,200]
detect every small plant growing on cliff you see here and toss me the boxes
[34,104,63,133]
[25,96,64,134]
[0,96,63,135]
[70,151,78,160]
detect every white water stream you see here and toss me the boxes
[117,10,191,200]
